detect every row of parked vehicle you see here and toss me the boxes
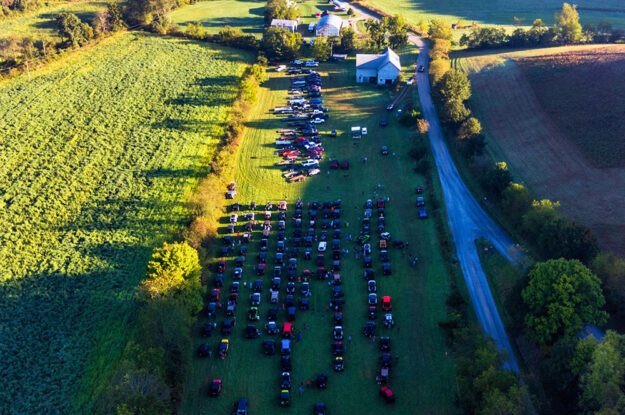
[272,68,332,183]
[205,199,343,412]
[356,199,399,404]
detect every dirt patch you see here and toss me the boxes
[464,45,625,255]
[516,46,625,168]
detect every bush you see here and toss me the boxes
[480,161,511,196]
[500,183,532,225]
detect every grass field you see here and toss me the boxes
[181,47,460,414]
[454,44,625,256]
[171,0,353,37]
[360,0,625,28]
[171,0,266,35]
[0,0,108,41]
[0,32,250,413]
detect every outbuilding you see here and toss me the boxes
[356,48,402,85]
[315,13,344,37]
[271,19,299,32]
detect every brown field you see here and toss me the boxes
[454,45,625,255]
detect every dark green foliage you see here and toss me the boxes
[480,162,512,196]
[261,26,301,59]
[501,183,532,225]
[363,14,408,51]
[591,254,625,330]
[460,27,508,49]
[264,0,297,23]
[436,69,471,123]
[522,259,607,345]
[56,12,94,47]
[578,331,625,414]
[521,200,599,263]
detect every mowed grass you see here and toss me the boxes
[0,32,250,414]
[361,0,625,28]
[453,44,625,255]
[182,47,459,415]
[171,0,266,35]
[0,1,108,41]
[171,0,353,38]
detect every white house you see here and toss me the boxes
[315,13,344,37]
[355,48,402,85]
[271,19,299,32]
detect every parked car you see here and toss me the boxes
[208,379,222,396]
[380,386,395,403]
[417,64,425,73]
[380,146,389,155]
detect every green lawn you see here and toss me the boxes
[0,32,250,413]
[0,0,108,41]
[182,46,459,415]
[171,0,353,37]
[360,0,625,28]
[171,0,266,35]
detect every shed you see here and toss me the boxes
[271,19,299,32]
[356,48,402,85]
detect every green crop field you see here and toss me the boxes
[0,1,108,41]
[181,47,460,415]
[360,0,625,28]
[0,32,250,413]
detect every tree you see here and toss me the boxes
[106,2,126,32]
[338,27,357,53]
[261,26,301,60]
[501,183,532,224]
[137,241,202,313]
[417,19,429,35]
[458,117,482,139]
[556,3,582,44]
[429,58,450,83]
[592,253,625,328]
[312,36,332,61]
[481,161,512,196]
[429,38,451,60]
[579,331,625,414]
[522,258,608,345]
[384,14,408,49]
[56,12,93,46]
[437,69,472,122]
[92,10,111,36]
[264,0,298,23]
[429,18,453,41]
[364,19,386,50]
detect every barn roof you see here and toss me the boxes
[356,48,401,71]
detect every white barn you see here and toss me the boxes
[355,48,402,85]
[271,19,299,32]
[315,13,344,37]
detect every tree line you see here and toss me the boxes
[0,3,125,79]
[1,0,38,17]
[460,3,625,50]
[428,10,625,412]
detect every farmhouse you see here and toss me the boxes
[355,48,402,85]
[271,19,299,32]
[315,13,344,37]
